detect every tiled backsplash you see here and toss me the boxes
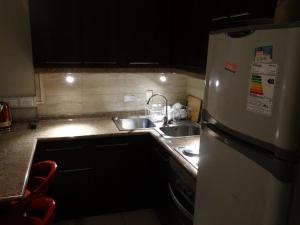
[36,71,205,118]
[186,76,205,100]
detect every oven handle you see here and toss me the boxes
[168,183,193,221]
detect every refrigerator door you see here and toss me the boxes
[203,25,300,151]
[194,128,293,225]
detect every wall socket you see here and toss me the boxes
[19,97,36,108]
[3,98,19,108]
[146,90,153,101]
[124,95,137,102]
[2,97,36,108]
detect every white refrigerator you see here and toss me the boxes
[194,23,300,225]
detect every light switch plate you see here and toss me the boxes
[19,97,36,108]
[3,98,19,108]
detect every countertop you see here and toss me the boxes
[0,116,199,203]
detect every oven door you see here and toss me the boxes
[168,183,194,225]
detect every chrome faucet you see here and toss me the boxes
[146,94,169,126]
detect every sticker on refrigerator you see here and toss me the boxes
[224,61,237,73]
[255,45,273,63]
[246,62,277,116]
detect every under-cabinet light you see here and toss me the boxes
[159,74,167,82]
[66,74,75,84]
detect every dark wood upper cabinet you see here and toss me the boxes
[118,0,171,67]
[210,0,277,30]
[30,0,82,67]
[171,0,210,74]
[81,0,118,66]
[212,0,277,19]
[171,0,277,74]
[29,0,170,68]
[29,0,277,74]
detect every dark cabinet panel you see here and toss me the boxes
[171,0,210,73]
[81,0,118,66]
[212,0,277,19]
[171,0,277,74]
[33,135,161,220]
[52,169,97,219]
[90,135,158,212]
[211,0,277,30]
[29,0,276,74]
[29,0,82,67]
[118,0,171,66]
[34,139,97,219]
[29,0,171,68]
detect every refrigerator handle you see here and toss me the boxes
[227,30,254,38]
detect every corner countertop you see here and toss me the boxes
[0,116,199,203]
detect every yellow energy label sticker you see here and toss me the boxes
[246,62,277,116]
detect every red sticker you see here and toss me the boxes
[225,61,237,73]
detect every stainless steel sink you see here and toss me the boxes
[159,124,200,137]
[113,117,155,130]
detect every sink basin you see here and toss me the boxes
[159,124,200,137]
[113,117,155,130]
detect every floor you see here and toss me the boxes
[54,209,161,225]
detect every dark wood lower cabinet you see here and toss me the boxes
[33,134,170,221]
[52,168,97,219]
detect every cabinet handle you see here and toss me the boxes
[212,16,228,21]
[129,62,159,65]
[95,143,129,148]
[83,61,117,65]
[212,12,250,21]
[168,183,193,221]
[45,61,81,64]
[60,168,93,173]
[45,146,82,152]
[229,12,250,18]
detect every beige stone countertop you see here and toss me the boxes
[0,116,199,203]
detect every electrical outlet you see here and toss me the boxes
[146,90,153,101]
[19,97,36,108]
[124,95,136,102]
[3,98,19,108]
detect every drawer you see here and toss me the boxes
[36,143,92,170]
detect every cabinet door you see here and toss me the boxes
[213,0,277,19]
[91,135,157,213]
[52,169,97,220]
[81,0,118,66]
[171,0,210,73]
[211,0,277,29]
[29,0,82,67]
[33,135,167,219]
[118,0,171,67]
[34,140,97,220]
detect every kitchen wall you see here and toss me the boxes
[0,0,36,120]
[186,76,206,100]
[36,70,205,118]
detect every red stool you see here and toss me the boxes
[10,161,57,211]
[28,161,57,196]
[0,197,55,225]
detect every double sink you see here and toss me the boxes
[113,116,201,138]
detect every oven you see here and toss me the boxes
[168,158,196,225]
